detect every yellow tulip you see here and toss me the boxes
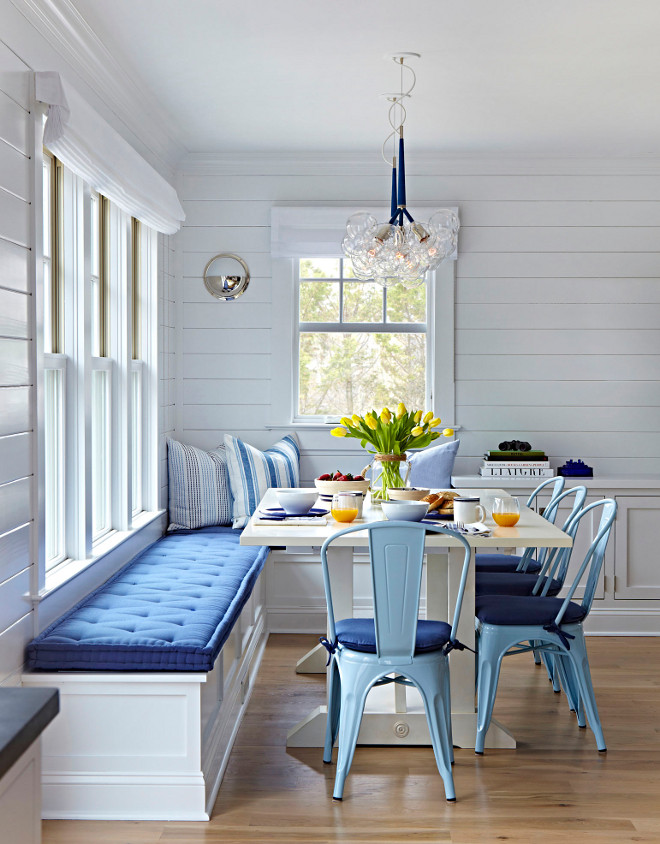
[411,426,424,437]
[442,428,454,437]
[413,410,422,423]
[340,416,353,427]
[396,402,407,419]
[423,411,434,424]
[380,408,391,424]
[429,417,442,428]
[365,414,378,430]
[352,414,361,426]
[330,427,347,437]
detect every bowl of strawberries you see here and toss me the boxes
[314,470,370,499]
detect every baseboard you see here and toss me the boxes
[267,607,326,634]
[585,607,660,635]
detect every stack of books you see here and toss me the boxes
[479,450,554,478]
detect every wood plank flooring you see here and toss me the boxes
[43,634,660,843]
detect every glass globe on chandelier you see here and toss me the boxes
[342,53,460,289]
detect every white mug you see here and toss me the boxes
[453,496,486,525]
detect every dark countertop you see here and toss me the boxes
[0,687,59,779]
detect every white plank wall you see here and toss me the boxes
[179,160,660,480]
[0,37,32,684]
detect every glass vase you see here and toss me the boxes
[369,453,411,503]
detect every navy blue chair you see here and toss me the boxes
[475,486,587,598]
[320,521,473,802]
[475,477,566,575]
[474,499,617,755]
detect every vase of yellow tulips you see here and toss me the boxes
[330,404,454,502]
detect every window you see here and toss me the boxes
[296,258,428,419]
[91,193,111,540]
[42,151,66,568]
[39,153,159,581]
[269,207,457,431]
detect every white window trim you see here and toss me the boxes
[33,124,163,600]
[270,257,457,430]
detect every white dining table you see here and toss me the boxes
[240,487,572,750]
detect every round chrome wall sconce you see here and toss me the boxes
[203,253,250,300]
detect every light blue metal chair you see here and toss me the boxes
[320,521,473,802]
[475,476,566,574]
[474,499,617,755]
[475,486,587,598]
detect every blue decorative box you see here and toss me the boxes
[558,459,593,477]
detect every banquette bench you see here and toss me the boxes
[22,526,269,821]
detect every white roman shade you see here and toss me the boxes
[35,71,185,235]
[270,206,458,259]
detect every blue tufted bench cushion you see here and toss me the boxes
[26,527,268,672]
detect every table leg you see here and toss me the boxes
[295,546,353,676]
[287,543,515,748]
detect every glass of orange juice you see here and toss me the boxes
[492,496,520,527]
[331,492,359,523]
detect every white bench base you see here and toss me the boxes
[22,577,266,821]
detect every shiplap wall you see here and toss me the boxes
[178,159,660,480]
[0,35,177,683]
[0,40,32,686]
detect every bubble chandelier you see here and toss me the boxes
[342,53,460,289]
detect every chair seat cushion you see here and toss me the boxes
[335,618,452,655]
[476,572,562,597]
[475,553,541,574]
[26,527,269,672]
[475,594,587,627]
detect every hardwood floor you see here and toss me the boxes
[43,634,660,843]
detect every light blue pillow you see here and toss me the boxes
[408,438,460,489]
[167,439,233,529]
[224,433,301,529]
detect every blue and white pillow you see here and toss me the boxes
[167,438,233,530]
[224,433,301,529]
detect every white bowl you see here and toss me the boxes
[387,487,431,501]
[276,489,319,515]
[380,500,430,522]
[314,478,370,496]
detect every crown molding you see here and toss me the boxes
[10,0,187,176]
[181,151,660,177]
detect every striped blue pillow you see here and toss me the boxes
[224,433,301,529]
[167,439,233,529]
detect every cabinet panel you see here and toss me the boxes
[614,497,660,599]
[550,494,607,600]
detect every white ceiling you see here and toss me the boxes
[71,0,660,157]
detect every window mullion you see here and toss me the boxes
[61,169,91,561]
[107,205,133,529]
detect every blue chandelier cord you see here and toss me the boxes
[390,158,398,219]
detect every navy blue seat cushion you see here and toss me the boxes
[26,528,268,672]
[475,594,587,627]
[475,553,541,574]
[476,571,562,597]
[335,617,451,655]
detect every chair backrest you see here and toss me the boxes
[320,521,472,664]
[553,499,617,625]
[532,485,588,593]
[525,476,566,516]
[517,481,582,573]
